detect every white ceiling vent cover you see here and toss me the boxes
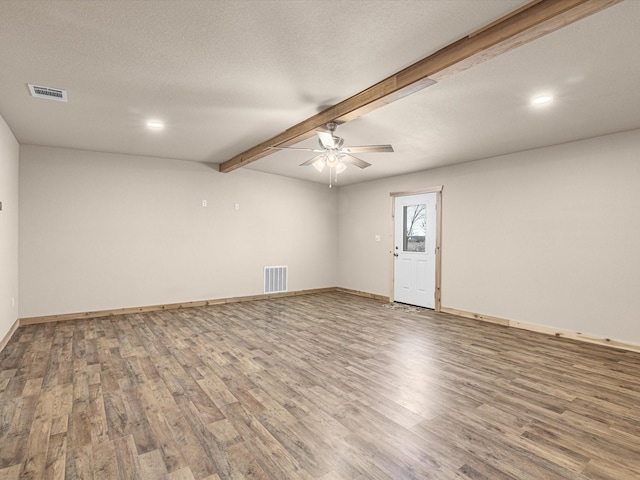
[28,84,68,102]
[264,266,288,294]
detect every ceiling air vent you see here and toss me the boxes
[28,84,67,102]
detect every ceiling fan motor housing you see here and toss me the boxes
[318,136,344,149]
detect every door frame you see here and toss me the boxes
[390,186,443,311]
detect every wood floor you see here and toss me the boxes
[1,292,640,480]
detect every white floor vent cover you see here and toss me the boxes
[28,84,68,102]
[264,266,288,294]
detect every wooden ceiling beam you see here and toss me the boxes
[219,0,619,173]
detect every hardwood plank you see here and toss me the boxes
[67,408,92,451]
[229,404,313,479]
[91,439,118,479]
[0,395,37,469]
[2,292,640,479]
[582,457,640,480]
[164,406,219,479]
[226,441,270,479]
[65,444,93,480]
[113,434,142,480]
[138,449,169,479]
[103,391,131,440]
[139,381,189,474]
[19,388,53,479]
[123,386,159,455]
[0,465,20,480]
[44,432,66,480]
[167,467,197,480]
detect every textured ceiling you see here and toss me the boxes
[1,0,638,185]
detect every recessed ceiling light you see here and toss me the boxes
[147,120,164,129]
[532,95,552,105]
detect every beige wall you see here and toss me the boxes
[19,146,337,318]
[0,113,19,341]
[16,130,640,345]
[338,129,640,344]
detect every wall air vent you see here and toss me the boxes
[28,84,68,102]
[264,266,288,294]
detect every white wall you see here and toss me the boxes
[338,129,640,344]
[0,113,19,341]
[19,146,337,318]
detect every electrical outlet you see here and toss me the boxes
[201,200,207,207]
[375,235,381,242]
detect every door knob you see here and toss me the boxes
[393,253,399,257]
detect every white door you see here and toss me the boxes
[393,193,437,308]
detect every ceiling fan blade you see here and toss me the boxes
[341,154,371,169]
[341,145,394,154]
[269,146,324,152]
[299,154,325,167]
[317,131,336,149]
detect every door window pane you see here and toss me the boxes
[403,204,426,252]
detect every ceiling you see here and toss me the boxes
[1,0,638,186]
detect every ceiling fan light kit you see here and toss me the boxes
[271,121,394,187]
[312,158,325,173]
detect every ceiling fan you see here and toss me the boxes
[270,121,394,187]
